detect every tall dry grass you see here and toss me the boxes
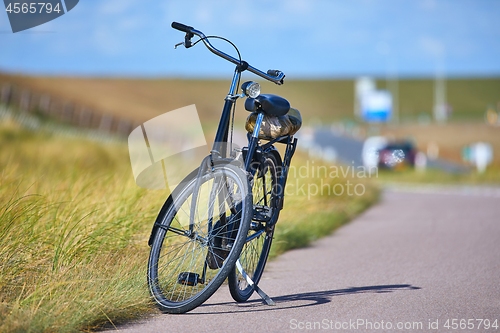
[0,122,166,331]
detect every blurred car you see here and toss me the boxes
[377,140,417,170]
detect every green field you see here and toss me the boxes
[1,73,499,125]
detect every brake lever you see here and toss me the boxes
[174,32,194,49]
[184,35,192,48]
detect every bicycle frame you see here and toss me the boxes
[194,38,296,297]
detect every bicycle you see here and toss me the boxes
[147,22,301,314]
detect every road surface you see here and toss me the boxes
[118,186,500,332]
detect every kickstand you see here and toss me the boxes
[235,260,275,306]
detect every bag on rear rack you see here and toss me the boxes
[245,108,302,140]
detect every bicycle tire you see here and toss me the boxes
[148,162,252,314]
[228,153,280,302]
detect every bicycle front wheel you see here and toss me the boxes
[228,153,279,302]
[148,162,252,314]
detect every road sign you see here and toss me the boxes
[360,90,392,122]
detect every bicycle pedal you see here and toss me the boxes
[177,272,202,286]
[253,205,273,222]
[250,221,264,231]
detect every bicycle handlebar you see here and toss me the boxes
[171,22,285,85]
[171,22,193,34]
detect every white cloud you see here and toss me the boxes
[285,0,313,15]
[420,0,437,10]
[419,36,445,58]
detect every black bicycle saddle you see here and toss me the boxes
[245,94,290,117]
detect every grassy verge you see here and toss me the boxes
[0,123,378,332]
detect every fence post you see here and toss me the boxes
[78,107,92,128]
[1,84,13,105]
[99,114,113,133]
[62,102,74,123]
[38,94,51,115]
[20,90,32,112]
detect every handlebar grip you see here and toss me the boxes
[171,22,193,33]
[267,69,281,76]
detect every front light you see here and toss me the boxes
[241,81,261,98]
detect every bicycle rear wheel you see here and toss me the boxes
[228,153,279,302]
[148,162,252,314]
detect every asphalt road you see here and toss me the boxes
[314,127,364,166]
[314,127,470,174]
[118,186,500,332]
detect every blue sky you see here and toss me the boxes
[1,0,499,78]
